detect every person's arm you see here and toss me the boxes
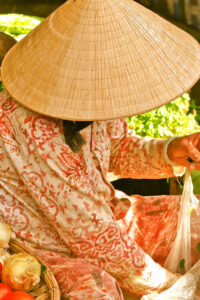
[107,119,185,179]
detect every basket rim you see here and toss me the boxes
[9,239,61,300]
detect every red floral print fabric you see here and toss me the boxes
[36,250,124,299]
[0,90,192,298]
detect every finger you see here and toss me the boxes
[189,132,200,150]
[184,142,200,162]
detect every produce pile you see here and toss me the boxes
[0,222,41,300]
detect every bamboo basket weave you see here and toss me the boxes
[9,239,60,300]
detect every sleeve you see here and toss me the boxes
[107,119,185,179]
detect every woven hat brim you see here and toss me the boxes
[2,0,200,120]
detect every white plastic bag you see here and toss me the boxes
[164,168,200,273]
[141,259,200,300]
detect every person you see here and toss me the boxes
[0,0,200,299]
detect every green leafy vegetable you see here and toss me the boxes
[196,242,200,253]
[179,258,185,269]
[0,14,43,41]
[188,99,200,125]
[189,207,194,214]
[127,94,200,139]
[41,265,47,272]
[0,82,4,92]
[191,170,200,194]
[120,198,129,202]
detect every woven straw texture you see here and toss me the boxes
[10,240,60,300]
[2,0,200,121]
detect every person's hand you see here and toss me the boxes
[167,132,200,171]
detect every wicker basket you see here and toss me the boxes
[9,239,60,300]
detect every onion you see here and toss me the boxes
[1,253,41,291]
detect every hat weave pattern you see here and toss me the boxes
[2,0,200,120]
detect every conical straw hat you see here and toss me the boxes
[2,0,200,121]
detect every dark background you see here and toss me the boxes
[0,0,192,21]
[0,0,65,17]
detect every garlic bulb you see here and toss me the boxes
[0,223,11,246]
[1,253,41,291]
[0,223,12,267]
